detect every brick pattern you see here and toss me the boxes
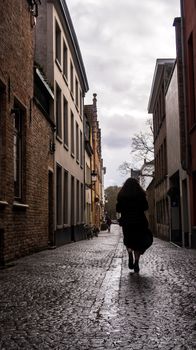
[0,0,54,263]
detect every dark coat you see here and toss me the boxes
[116,193,152,253]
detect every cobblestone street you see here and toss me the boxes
[0,225,196,350]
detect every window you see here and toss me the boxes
[75,78,78,107]
[163,139,167,176]
[80,130,83,167]
[55,21,61,64]
[56,164,62,226]
[70,61,74,95]
[76,122,79,162]
[192,172,196,225]
[63,96,68,147]
[85,119,90,142]
[188,32,196,124]
[71,111,74,155]
[76,180,79,222]
[81,183,84,222]
[14,108,23,200]
[0,86,5,199]
[63,170,68,224]
[56,83,62,139]
[80,90,83,117]
[86,163,91,185]
[63,41,68,78]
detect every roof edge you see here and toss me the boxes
[59,0,89,92]
[148,58,175,113]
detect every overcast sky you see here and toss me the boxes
[66,0,180,188]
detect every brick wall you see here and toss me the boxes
[0,0,54,263]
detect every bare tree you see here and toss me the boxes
[118,118,154,178]
[131,118,154,163]
[118,161,132,177]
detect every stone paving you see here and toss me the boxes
[0,225,196,350]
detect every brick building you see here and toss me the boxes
[180,0,196,247]
[84,94,104,229]
[0,0,54,264]
[84,105,94,226]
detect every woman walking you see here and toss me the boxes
[116,178,152,273]
[105,214,112,232]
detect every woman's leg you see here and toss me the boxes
[133,251,140,272]
[127,247,134,269]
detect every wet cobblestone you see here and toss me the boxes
[0,226,196,349]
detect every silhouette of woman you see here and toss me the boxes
[116,178,152,273]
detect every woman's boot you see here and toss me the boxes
[128,252,134,269]
[134,260,140,273]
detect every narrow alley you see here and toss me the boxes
[0,225,195,350]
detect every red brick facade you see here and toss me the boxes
[181,0,196,241]
[84,94,103,230]
[0,1,54,264]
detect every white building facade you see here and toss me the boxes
[166,62,191,247]
[35,0,89,244]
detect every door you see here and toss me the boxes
[71,176,75,241]
[48,170,54,246]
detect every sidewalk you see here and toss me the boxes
[0,225,196,350]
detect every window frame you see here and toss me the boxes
[13,108,23,201]
[75,77,79,107]
[80,130,83,167]
[63,96,68,148]
[0,85,6,200]
[71,111,75,156]
[55,20,61,65]
[70,61,74,96]
[56,163,62,226]
[76,121,79,163]
[56,83,62,139]
[63,170,68,225]
[76,179,79,223]
[63,41,68,80]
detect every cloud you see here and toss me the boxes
[66,0,180,187]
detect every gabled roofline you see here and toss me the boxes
[148,58,175,113]
[59,0,89,93]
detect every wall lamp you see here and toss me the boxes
[91,170,97,183]
[85,170,97,190]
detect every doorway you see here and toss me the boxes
[48,170,54,246]
[169,172,182,246]
[71,176,75,241]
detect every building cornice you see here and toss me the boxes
[148,58,175,113]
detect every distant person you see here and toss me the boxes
[116,178,153,273]
[105,214,112,232]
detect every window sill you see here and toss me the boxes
[75,104,79,113]
[56,135,63,144]
[63,143,69,151]
[55,59,62,72]
[71,152,75,158]
[13,202,29,210]
[189,122,196,134]
[56,225,63,230]
[63,74,68,86]
[70,91,74,101]
[0,200,9,208]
